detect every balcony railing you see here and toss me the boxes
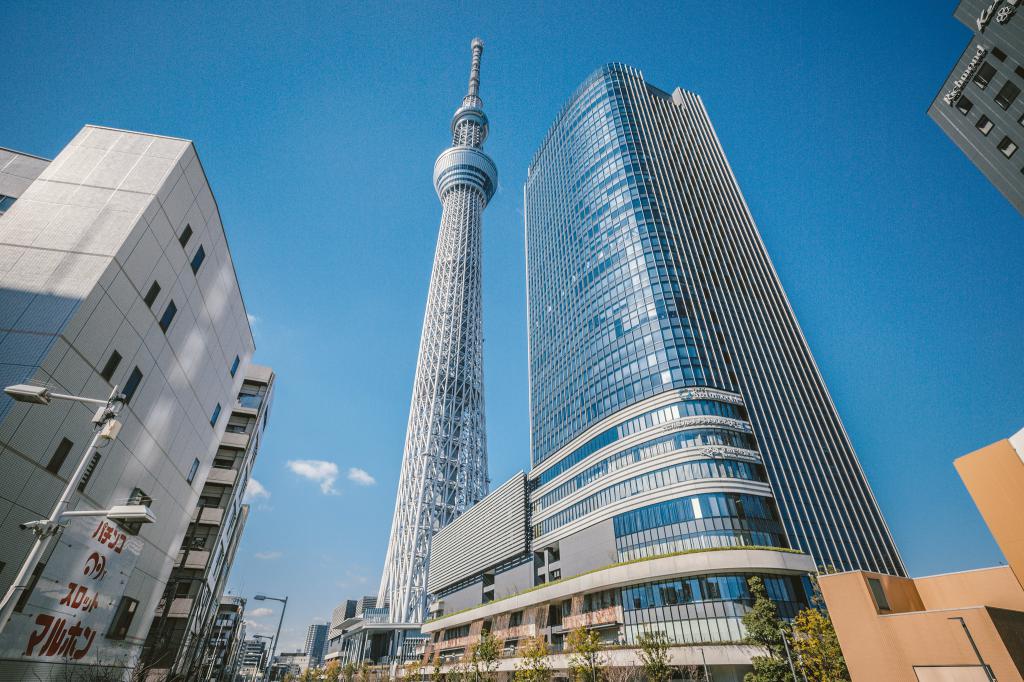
[182,550,210,570]
[206,468,238,486]
[192,507,224,525]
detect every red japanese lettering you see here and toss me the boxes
[23,614,53,656]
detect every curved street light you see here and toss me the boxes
[254,594,288,682]
[250,634,275,682]
[0,384,154,635]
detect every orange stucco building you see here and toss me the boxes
[820,428,1024,682]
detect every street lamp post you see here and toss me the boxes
[0,384,155,635]
[254,593,288,682]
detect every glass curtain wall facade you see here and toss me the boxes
[525,64,904,576]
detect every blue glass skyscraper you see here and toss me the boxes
[525,64,904,576]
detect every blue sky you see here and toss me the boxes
[3,1,1023,651]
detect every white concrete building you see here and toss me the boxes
[0,126,257,678]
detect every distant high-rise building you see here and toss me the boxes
[0,126,260,679]
[304,622,329,668]
[525,64,903,576]
[142,366,275,678]
[930,1,1024,216]
[379,38,496,624]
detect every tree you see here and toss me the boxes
[514,637,552,682]
[791,603,850,681]
[360,660,374,682]
[468,631,502,682]
[431,653,444,682]
[343,661,357,682]
[637,630,673,682]
[566,627,606,682]
[322,660,341,681]
[405,657,425,682]
[742,576,794,682]
[603,666,639,682]
[448,659,467,682]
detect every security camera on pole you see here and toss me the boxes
[0,384,156,634]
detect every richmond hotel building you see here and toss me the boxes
[930,0,1024,216]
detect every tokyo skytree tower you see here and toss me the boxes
[378,39,495,624]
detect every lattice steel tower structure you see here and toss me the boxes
[379,38,496,624]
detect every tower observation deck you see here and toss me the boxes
[378,38,496,624]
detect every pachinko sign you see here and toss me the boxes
[0,517,143,666]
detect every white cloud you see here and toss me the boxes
[254,551,282,560]
[244,619,273,633]
[243,479,270,502]
[347,467,376,486]
[247,313,261,328]
[287,459,339,495]
[248,607,274,618]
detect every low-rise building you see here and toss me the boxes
[269,651,308,680]
[423,451,817,682]
[820,427,1024,681]
[327,597,424,668]
[141,366,276,678]
[198,595,247,681]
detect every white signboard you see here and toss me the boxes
[0,517,143,666]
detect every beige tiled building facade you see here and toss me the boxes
[0,126,258,678]
[820,428,1024,681]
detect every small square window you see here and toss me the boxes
[47,438,74,474]
[179,224,193,248]
[956,96,974,115]
[190,245,206,275]
[1016,65,1024,81]
[992,47,1007,62]
[867,577,890,611]
[977,115,994,135]
[210,403,222,427]
[100,350,122,382]
[159,301,177,333]
[995,81,1021,110]
[122,367,144,404]
[974,62,997,89]
[998,136,1018,158]
[143,281,161,308]
[230,355,240,377]
[187,457,200,484]
[0,195,16,212]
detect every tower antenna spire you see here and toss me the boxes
[467,38,484,100]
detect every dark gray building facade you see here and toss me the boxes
[930,0,1024,216]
